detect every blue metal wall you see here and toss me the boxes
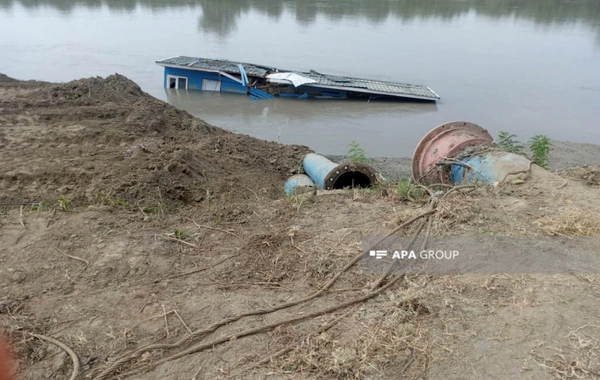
[163,67,246,94]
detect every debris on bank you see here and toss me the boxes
[412,121,534,185]
[284,174,315,195]
[156,56,440,101]
[285,153,379,195]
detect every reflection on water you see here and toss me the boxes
[165,89,439,155]
[166,89,438,123]
[1,0,599,40]
[1,0,599,156]
[194,0,600,39]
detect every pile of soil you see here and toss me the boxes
[0,74,310,207]
[0,74,16,83]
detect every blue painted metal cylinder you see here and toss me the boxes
[303,153,339,189]
[284,174,315,195]
[302,153,379,190]
[449,152,532,184]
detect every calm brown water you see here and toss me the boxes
[1,0,599,157]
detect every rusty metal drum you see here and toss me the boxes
[411,121,493,184]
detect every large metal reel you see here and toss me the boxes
[411,121,493,184]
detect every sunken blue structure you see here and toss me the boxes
[158,58,275,99]
[156,56,440,101]
[162,66,245,94]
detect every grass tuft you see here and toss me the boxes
[536,210,600,236]
[57,195,73,211]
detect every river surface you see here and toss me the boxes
[1,0,599,157]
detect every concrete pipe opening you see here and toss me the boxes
[323,162,378,190]
[331,171,373,189]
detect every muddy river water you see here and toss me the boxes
[1,0,599,157]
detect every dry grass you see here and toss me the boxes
[432,190,482,234]
[273,289,432,379]
[559,166,600,187]
[531,325,600,379]
[536,210,600,236]
[0,302,53,375]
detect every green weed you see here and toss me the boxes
[96,191,129,208]
[497,131,524,154]
[57,195,73,211]
[172,228,189,240]
[497,131,552,169]
[347,140,368,163]
[529,134,552,169]
[141,206,161,215]
[396,179,423,201]
[28,201,46,212]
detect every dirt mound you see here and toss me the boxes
[0,75,311,207]
[0,73,16,82]
[43,74,146,102]
[19,74,215,137]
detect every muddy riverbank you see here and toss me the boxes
[2,73,600,380]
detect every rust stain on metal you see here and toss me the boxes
[411,121,493,184]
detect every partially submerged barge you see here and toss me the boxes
[156,56,440,101]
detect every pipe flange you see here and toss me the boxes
[411,121,493,184]
[323,162,379,190]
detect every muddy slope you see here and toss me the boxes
[0,74,310,207]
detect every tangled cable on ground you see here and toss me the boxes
[31,334,80,380]
[92,185,475,380]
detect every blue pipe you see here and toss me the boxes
[237,64,249,86]
[284,174,315,195]
[302,153,378,190]
[303,153,339,189]
[449,152,532,184]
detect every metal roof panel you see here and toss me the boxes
[156,56,439,100]
[156,56,272,77]
[297,71,438,98]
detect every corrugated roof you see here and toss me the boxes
[157,56,439,100]
[156,56,273,77]
[297,70,439,99]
